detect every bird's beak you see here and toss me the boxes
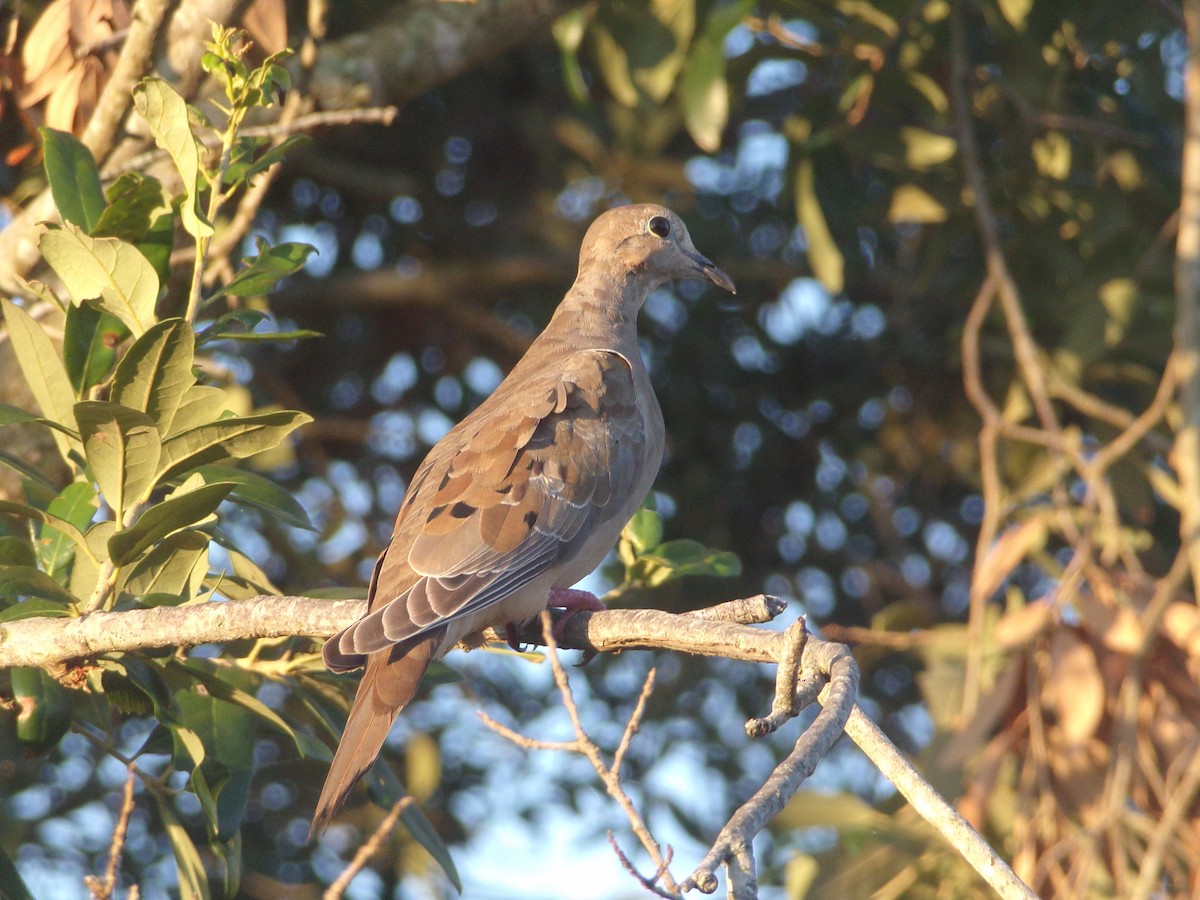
[683,248,737,294]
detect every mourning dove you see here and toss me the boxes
[311,204,735,834]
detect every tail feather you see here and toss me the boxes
[309,633,439,837]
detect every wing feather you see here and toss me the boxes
[336,349,649,657]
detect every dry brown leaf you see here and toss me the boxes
[994,600,1053,648]
[1162,602,1200,658]
[1046,629,1105,746]
[244,0,289,57]
[44,62,85,132]
[973,517,1048,604]
[1045,738,1108,824]
[1073,590,1143,653]
[20,0,74,105]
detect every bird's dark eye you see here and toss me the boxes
[648,216,671,238]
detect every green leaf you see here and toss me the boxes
[0,598,73,622]
[678,0,749,152]
[157,410,313,481]
[38,481,98,579]
[75,401,162,520]
[67,521,113,597]
[1,299,80,460]
[0,565,77,604]
[174,687,256,840]
[12,667,72,752]
[108,482,233,565]
[151,790,212,900]
[38,222,161,336]
[97,655,175,716]
[0,450,59,489]
[174,659,321,758]
[132,78,213,239]
[626,507,664,554]
[795,158,844,294]
[39,127,106,232]
[195,310,320,345]
[94,171,174,243]
[213,239,316,299]
[139,205,176,288]
[0,500,95,562]
[120,529,209,604]
[0,842,36,900]
[0,403,82,440]
[63,302,128,395]
[592,0,695,106]
[111,318,197,436]
[0,536,36,567]
[192,464,314,530]
[168,385,234,436]
[641,538,742,585]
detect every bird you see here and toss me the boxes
[310,203,735,834]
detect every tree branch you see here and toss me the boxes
[0,594,1033,897]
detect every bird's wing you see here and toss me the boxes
[325,348,649,667]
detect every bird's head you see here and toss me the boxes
[579,204,736,295]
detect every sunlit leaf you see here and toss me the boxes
[107,482,234,565]
[94,171,174,243]
[1,298,79,460]
[213,239,317,299]
[152,790,212,900]
[38,222,160,336]
[74,401,162,520]
[996,0,1033,30]
[133,78,213,239]
[888,184,948,223]
[1032,131,1071,180]
[120,529,210,604]
[795,159,844,293]
[679,0,750,152]
[192,463,314,530]
[157,410,313,481]
[900,127,957,169]
[168,385,234,436]
[111,318,197,436]
[592,0,695,106]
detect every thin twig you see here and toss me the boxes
[1174,0,1200,598]
[84,762,137,900]
[323,796,413,900]
[745,617,807,737]
[1129,738,1200,900]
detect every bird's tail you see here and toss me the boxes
[309,634,439,837]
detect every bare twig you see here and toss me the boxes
[1129,739,1200,900]
[323,796,413,900]
[684,639,857,896]
[845,707,1038,899]
[745,617,807,737]
[84,762,138,900]
[1175,0,1200,598]
[482,612,681,896]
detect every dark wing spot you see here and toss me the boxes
[450,501,476,519]
[426,504,447,523]
[524,510,538,528]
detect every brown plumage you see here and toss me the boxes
[310,204,735,835]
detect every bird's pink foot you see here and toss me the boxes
[548,588,606,613]
[547,588,605,662]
